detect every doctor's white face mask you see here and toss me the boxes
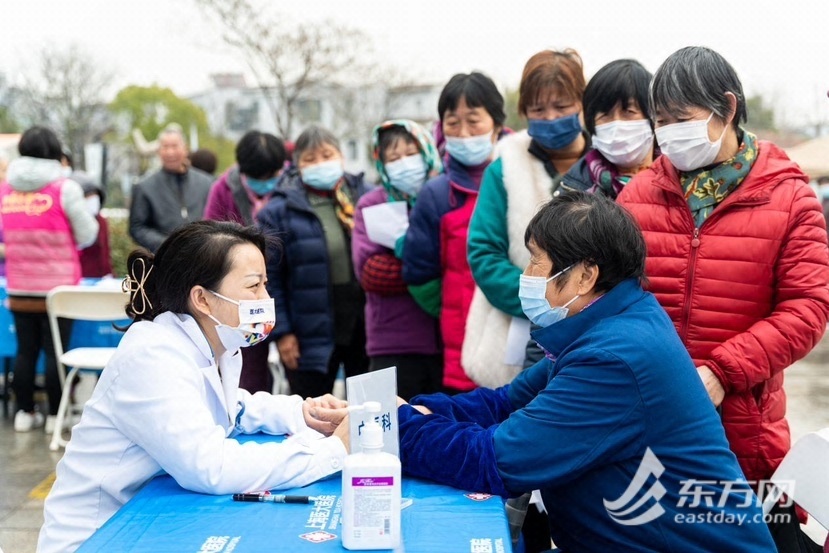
[208,291,275,353]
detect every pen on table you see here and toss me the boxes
[232,493,316,504]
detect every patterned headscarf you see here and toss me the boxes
[371,119,443,204]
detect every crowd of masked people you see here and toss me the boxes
[4,45,829,553]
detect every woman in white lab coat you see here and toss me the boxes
[38,220,349,553]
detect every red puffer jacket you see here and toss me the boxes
[618,141,829,482]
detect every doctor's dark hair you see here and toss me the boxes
[438,72,505,126]
[650,46,746,131]
[124,221,269,322]
[524,191,647,293]
[583,59,653,135]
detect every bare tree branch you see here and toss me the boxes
[197,0,376,138]
[16,43,115,168]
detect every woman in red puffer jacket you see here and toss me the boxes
[619,46,829,552]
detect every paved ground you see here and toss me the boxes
[0,350,827,553]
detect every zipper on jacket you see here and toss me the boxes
[679,227,701,342]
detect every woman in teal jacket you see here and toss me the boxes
[464,49,589,389]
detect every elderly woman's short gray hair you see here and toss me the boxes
[650,46,746,129]
[293,126,341,163]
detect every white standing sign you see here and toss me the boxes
[346,366,399,457]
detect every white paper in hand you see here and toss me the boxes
[346,366,399,457]
[503,317,532,365]
[362,202,409,249]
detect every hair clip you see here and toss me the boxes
[122,258,154,316]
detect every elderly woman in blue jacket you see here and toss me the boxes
[393,192,776,552]
[257,126,369,399]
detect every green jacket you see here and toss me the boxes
[467,158,525,318]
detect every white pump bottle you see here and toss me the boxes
[341,401,402,550]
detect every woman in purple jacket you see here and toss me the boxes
[352,120,443,400]
[203,131,287,393]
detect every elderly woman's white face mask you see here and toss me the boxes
[655,111,727,172]
[518,265,579,327]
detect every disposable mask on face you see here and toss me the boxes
[85,195,101,216]
[528,114,583,151]
[61,166,73,178]
[655,112,726,172]
[518,265,579,327]
[208,291,275,353]
[444,132,494,166]
[591,119,654,168]
[301,160,344,190]
[245,175,278,196]
[385,154,428,197]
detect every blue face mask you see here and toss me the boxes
[301,160,344,190]
[518,265,579,327]
[528,114,582,151]
[385,154,428,197]
[245,176,278,196]
[444,132,494,166]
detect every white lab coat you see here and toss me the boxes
[38,312,346,553]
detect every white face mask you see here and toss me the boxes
[385,154,428,197]
[655,112,726,172]
[208,291,275,354]
[518,265,579,327]
[444,132,494,166]
[85,195,101,216]
[591,120,654,168]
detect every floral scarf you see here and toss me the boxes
[334,181,355,232]
[371,119,443,205]
[585,150,631,200]
[681,130,757,227]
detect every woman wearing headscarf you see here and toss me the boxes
[352,120,443,400]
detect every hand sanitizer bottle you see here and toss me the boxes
[342,401,401,550]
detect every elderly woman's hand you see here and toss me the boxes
[302,396,348,436]
[697,366,725,407]
[397,396,432,415]
[312,394,348,410]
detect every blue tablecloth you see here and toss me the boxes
[78,435,513,553]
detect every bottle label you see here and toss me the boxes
[352,477,394,487]
[350,477,394,537]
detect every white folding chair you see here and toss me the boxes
[761,428,829,532]
[47,285,129,450]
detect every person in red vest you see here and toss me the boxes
[618,46,829,552]
[0,126,99,432]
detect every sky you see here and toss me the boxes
[1,0,827,129]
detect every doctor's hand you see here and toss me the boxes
[697,365,725,407]
[277,334,300,370]
[332,415,350,453]
[302,397,348,436]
